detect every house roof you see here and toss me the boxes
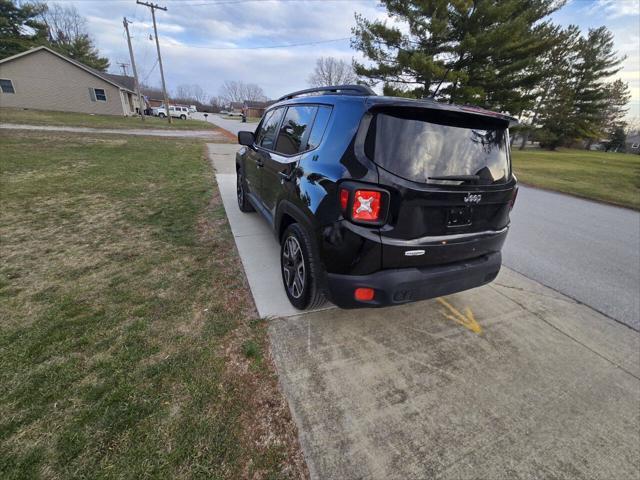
[101,73,136,92]
[230,100,274,110]
[0,46,136,93]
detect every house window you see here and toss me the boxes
[94,88,107,101]
[0,79,15,94]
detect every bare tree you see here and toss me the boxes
[209,96,225,112]
[219,80,267,103]
[308,57,358,87]
[140,83,165,100]
[174,84,208,103]
[37,3,85,44]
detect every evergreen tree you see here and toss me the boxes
[0,0,47,59]
[536,26,626,149]
[605,126,626,152]
[351,0,563,115]
[0,1,109,71]
[596,79,630,148]
[528,25,581,149]
[49,33,109,71]
[571,27,625,147]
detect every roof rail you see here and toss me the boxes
[277,84,376,102]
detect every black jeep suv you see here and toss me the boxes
[236,85,518,310]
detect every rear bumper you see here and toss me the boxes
[325,252,502,309]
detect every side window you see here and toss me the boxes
[307,106,332,150]
[258,108,285,151]
[0,79,15,94]
[94,88,107,101]
[255,110,275,145]
[275,106,318,155]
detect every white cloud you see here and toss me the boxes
[593,0,640,19]
[50,0,639,119]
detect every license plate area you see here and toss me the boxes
[447,206,472,228]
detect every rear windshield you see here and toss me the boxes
[368,112,510,185]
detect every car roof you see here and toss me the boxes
[271,85,517,126]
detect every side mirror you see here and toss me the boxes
[238,131,255,146]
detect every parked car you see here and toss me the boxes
[153,105,191,120]
[189,105,197,113]
[236,85,518,310]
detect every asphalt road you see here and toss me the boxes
[193,112,257,135]
[503,186,640,331]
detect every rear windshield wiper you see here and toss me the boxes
[428,175,480,183]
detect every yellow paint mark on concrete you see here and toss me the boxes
[436,297,482,334]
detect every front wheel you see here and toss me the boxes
[158,113,166,118]
[281,223,325,310]
[236,169,254,212]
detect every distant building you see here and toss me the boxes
[0,46,140,116]
[626,131,640,154]
[230,100,274,118]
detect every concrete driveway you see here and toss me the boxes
[208,143,640,480]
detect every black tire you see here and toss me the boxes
[281,223,326,310]
[180,114,186,120]
[158,112,166,118]
[236,169,255,212]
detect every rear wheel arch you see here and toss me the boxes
[276,200,317,243]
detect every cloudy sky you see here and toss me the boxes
[54,0,639,118]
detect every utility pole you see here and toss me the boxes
[117,62,130,76]
[123,18,145,121]
[136,1,171,123]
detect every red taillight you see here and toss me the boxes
[339,188,349,211]
[509,187,518,211]
[354,287,375,301]
[352,190,381,221]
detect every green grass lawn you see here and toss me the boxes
[0,108,214,131]
[512,148,640,210]
[0,131,306,479]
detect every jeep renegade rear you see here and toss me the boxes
[236,85,518,309]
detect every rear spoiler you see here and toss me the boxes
[366,97,519,128]
[458,105,519,127]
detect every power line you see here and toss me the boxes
[167,36,352,51]
[141,59,159,84]
[176,0,371,4]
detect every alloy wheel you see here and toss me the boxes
[237,172,244,205]
[282,236,305,299]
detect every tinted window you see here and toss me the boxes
[371,113,509,185]
[259,108,285,150]
[275,106,318,155]
[307,106,332,150]
[255,110,274,144]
